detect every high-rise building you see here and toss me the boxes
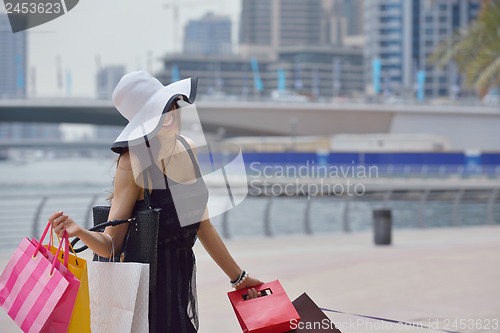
[184,12,232,56]
[239,0,323,58]
[273,46,364,97]
[0,14,27,99]
[96,65,126,99]
[239,0,274,54]
[321,0,365,47]
[158,0,365,99]
[279,0,323,47]
[336,0,364,36]
[159,54,271,97]
[157,46,363,98]
[364,0,481,98]
[0,15,55,143]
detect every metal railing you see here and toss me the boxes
[0,186,498,251]
[0,192,108,251]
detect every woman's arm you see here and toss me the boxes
[183,135,263,293]
[197,219,263,290]
[50,152,140,258]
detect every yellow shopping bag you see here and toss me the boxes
[48,236,91,333]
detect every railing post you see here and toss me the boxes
[452,189,464,226]
[487,189,498,225]
[85,194,100,229]
[32,196,48,238]
[342,197,351,233]
[383,189,392,207]
[417,190,429,228]
[263,196,273,237]
[303,196,313,235]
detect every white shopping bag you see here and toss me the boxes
[87,261,149,333]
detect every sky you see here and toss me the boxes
[2,0,241,98]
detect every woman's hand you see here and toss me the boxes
[235,275,265,299]
[48,211,83,238]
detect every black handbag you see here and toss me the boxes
[71,171,161,333]
[86,205,161,286]
[89,204,161,333]
[71,194,160,291]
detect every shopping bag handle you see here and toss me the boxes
[56,233,81,266]
[34,221,68,266]
[50,232,67,276]
[51,230,70,269]
[33,225,68,276]
[47,224,71,268]
[34,221,52,257]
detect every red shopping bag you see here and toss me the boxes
[0,223,79,333]
[228,280,301,333]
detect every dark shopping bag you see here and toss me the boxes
[290,293,342,332]
[228,280,300,333]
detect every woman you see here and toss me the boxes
[48,71,263,333]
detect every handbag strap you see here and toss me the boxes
[143,164,152,208]
[70,217,136,253]
[89,217,136,231]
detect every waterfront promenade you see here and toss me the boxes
[1,225,499,332]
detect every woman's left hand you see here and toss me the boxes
[235,275,265,299]
[49,211,83,238]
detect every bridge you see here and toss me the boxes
[1,98,499,150]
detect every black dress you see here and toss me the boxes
[134,136,209,333]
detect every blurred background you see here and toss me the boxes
[1,0,499,245]
[1,0,500,332]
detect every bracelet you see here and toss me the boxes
[231,270,249,288]
[104,233,115,261]
[230,270,245,284]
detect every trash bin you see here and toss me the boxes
[373,209,392,245]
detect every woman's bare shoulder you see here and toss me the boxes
[115,152,136,183]
[114,152,140,192]
[117,151,135,171]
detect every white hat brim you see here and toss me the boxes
[111,77,197,154]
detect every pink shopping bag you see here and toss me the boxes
[0,223,79,333]
[34,234,81,332]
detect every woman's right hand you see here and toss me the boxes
[49,211,83,238]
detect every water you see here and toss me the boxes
[0,156,117,187]
[0,158,498,252]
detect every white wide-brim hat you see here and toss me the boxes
[110,70,197,154]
